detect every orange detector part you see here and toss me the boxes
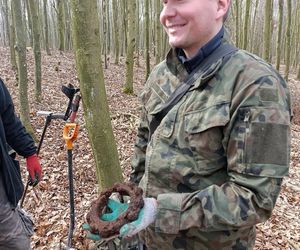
[63,123,79,149]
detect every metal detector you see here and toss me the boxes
[63,91,81,249]
[20,84,80,207]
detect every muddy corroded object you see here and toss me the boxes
[86,182,144,239]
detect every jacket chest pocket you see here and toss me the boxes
[184,102,230,161]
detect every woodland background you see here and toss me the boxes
[0,0,299,249]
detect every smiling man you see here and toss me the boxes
[160,0,226,59]
[126,0,292,249]
[84,0,292,249]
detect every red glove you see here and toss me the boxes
[26,154,42,186]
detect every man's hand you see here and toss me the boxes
[120,198,157,238]
[26,154,42,186]
[83,199,129,241]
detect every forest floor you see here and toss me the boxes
[0,47,299,250]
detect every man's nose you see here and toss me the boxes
[160,3,177,19]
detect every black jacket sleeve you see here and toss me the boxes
[0,78,36,157]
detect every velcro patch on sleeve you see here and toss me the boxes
[246,123,288,166]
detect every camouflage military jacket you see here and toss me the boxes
[130,45,291,250]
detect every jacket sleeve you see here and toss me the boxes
[0,79,36,157]
[154,74,291,233]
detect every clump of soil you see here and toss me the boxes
[86,182,144,239]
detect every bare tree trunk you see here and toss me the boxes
[63,0,71,50]
[4,0,17,69]
[25,0,33,46]
[102,0,107,69]
[285,0,292,81]
[2,0,10,47]
[121,0,127,54]
[242,0,251,50]
[145,0,150,80]
[162,24,168,58]
[250,0,259,52]
[263,0,272,62]
[155,0,162,64]
[12,0,36,138]
[28,0,42,102]
[296,2,300,80]
[57,0,65,51]
[135,0,140,67]
[70,0,123,189]
[290,1,299,69]
[124,0,136,94]
[234,0,239,47]
[276,0,284,71]
[112,0,119,64]
[106,0,110,55]
[43,0,51,55]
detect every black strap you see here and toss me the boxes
[149,44,238,138]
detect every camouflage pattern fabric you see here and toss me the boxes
[91,235,143,250]
[129,42,292,250]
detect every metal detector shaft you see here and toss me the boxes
[63,123,79,248]
[67,149,75,248]
[20,182,29,208]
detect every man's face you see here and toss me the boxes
[160,0,227,58]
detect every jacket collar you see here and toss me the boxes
[177,26,225,74]
[166,26,227,80]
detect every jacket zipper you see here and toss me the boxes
[243,110,251,164]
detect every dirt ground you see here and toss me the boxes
[0,48,299,250]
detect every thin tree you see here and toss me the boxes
[28,0,42,102]
[285,0,292,81]
[2,0,10,47]
[234,0,240,47]
[121,0,127,54]
[276,0,284,71]
[3,0,17,69]
[70,0,123,189]
[12,0,36,138]
[145,0,150,80]
[105,0,110,55]
[263,0,272,62]
[155,0,162,64]
[124,0,136,94]
[25,0,33,46]
[297,2,300,80]
[298,61,300,80]
[250,0,259,52]
[57,0,65,51]
[242,0,251,50]
[135,0,140,67]
[112,0,119,64]
[43,0,51,55]
[290,1,299,69]
[63,1,71,50]
[102,0,108,69]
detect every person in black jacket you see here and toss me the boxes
[0,78,42,250]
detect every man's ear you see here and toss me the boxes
[216,0,231,21]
